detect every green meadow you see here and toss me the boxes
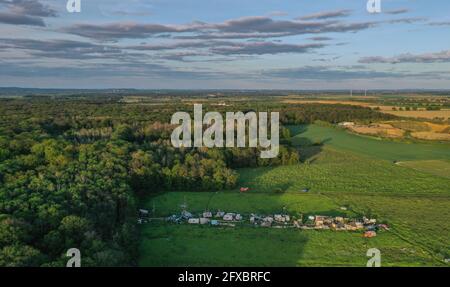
[140,224,435,267]
[140,125,450,267]
[290,124,450,161]
[397,160,450,179]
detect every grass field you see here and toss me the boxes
[396,160,450,179]
[290,124,450,161]
[145,191,354,218]
[140,224,436,267]
[139,125,450,267]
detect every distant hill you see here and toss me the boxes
[1,87,449,98]
[0,87,140,97]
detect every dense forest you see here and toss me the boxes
[0,96,395,266]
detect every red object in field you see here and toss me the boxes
[363,231,377,238]
[240,187,249,193]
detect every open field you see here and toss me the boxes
[140,162,450,266]
[382,110,450,120]
[140,125,450,266]
[236,152,450,196]
[348,123,405,138]
[410,131,450,141]
[396,160,450,179]
[289,124,450,161]
[140,223,435,267]
[390,121,434,132]
[331,193,450,262]
[346,121,450,141]
[144,192,353,218]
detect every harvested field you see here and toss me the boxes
[411,132,450,141]
[382,110,450,120]
[386,121,450,141]
[348,124,404,138]
[425,122,450,133]
[390,121,431,132]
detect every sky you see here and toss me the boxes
[0,0,450,89]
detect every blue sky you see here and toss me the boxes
[1,0,450,89]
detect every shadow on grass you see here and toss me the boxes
[287,124,333,163]
[139,223,310,267]
[288,124,309,135]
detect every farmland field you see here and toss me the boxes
[140,224,436,267]
[290,124,450,161]
[382,110,450,120]
[396,160,450,179]
[140,125,450,267]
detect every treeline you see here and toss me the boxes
[279,104,397,124]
